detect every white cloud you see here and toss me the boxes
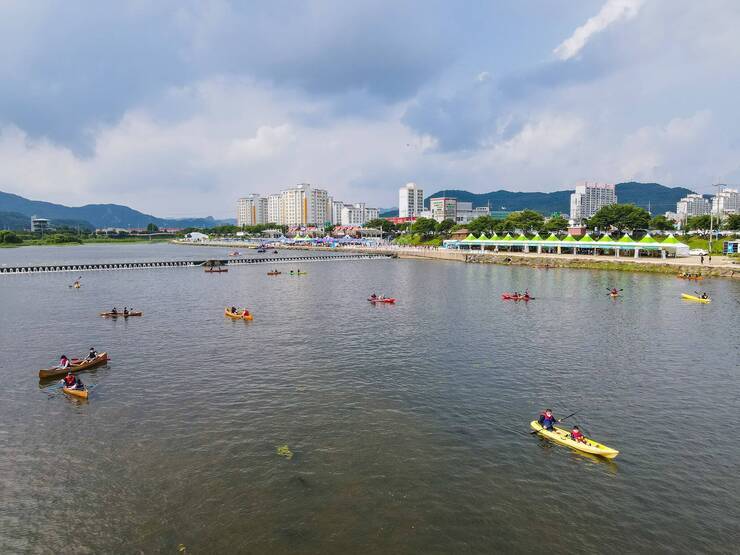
[553,0,643,60]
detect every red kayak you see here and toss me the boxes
[501,293,534,301]
[368,297,396,304]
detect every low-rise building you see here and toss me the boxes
[430,197,457,222]
[31,217,50,232]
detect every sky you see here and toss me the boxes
[1,0,739,217]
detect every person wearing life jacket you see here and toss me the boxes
[62,371,76,388]
[570,425,587,443]
[538,409,558,431]
[242,308,250,317]
[610,288,619,296]
[701,292,709,299]
[58,355,70,370]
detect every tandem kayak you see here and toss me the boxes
[681,293,711,304]
[39,352,108,380]
[368,298,396,304]
[224,308,254,320]
[530,421,619,459]
[501,294,534,301]
[267,272,281,276]
[63,386,89,399]
[100,311,143,317]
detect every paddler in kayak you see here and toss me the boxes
[570,425,587,443]
[242,308,251,318]
[700,292,709,299]
[57,355,70,370]
[86,347,97,360]
[538,409,559,431]
[111,307,118,315]
[230,306,238,314]
[610,287,619,296]
[62,372,85,391]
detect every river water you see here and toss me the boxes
[1,243,738,554]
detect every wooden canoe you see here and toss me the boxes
[100,311,143,317]
[39,352,108,379]
[63,386,89,399]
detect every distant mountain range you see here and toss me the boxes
[0,191,235,230]
[379,182,695,218]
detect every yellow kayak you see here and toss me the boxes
[224,308,254,320]
[681,293,711,304]
[63,386,89,399]
[530,421,619,459]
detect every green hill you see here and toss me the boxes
[0,191,234,229]
[381,182,695,217]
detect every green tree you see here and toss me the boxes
[505,210,544,233]
[365,218,396,233]
[0,230,22,244]
[685,215,711,232]
[542,215,569,233]
[587,204,650,233]
[723,214,740,231]
[650,215,675,231]
[467,215,502,236]
[146,223,159,233]
[411,217,437,237]
[435,218,456,235]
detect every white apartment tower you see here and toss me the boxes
[280,183,330,226]
[711,187,739,216]
[237,194,267,226]
[677,193,710,220]
[569,182,617,223]
[267,194,282,225]
[399,182,425,218]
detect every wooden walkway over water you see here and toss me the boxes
[0,253,394,275]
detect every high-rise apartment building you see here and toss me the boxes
[280,183,330,226]
[711,187,739,216]
[677,193,710,220]
[237,194,267,226]
[399,182,425,218]
[267,194,282,225]
[569,182,617,223]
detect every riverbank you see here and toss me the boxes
[0,237,171,248]
[174,240,739,279]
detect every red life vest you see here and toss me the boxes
[571,430,584,441]
[63,375,75,386]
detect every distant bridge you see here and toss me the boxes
[0,253,395,275]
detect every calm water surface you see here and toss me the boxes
[1,243,738,553]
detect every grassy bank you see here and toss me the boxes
[0,236,171,248]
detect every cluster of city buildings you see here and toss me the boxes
[395,182,491,224]
[237,184,379,227]
[235,180,738,231]
[673,187,739,224]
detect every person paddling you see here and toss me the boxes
[242,308,250,317]
[610,287,619,296]
[86,347,97,360]
[58,355,70,370]
[230,306,238,314]
[111,307,117,315]
[62,371,76,388]
[700,292,709,299]
[538,409,559,431]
